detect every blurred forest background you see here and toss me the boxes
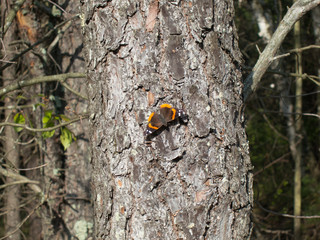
[237,1,320,239]
[0,0,319,239]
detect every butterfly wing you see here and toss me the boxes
[145,112,164,135]
[159,104,176,123]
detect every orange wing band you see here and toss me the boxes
[148,123,159,130]
[148,112,155,122]
[171,108,176,120]
[160,104,172,109]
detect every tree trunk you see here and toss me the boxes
[293,9,302,239]
[312,2,320,181]
[82,0,253,239]
[15,1,48,238]
[1,1,21,239]
[56,0,94,239]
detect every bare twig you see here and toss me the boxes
[261,110,320,119]
[271,52,290,61]
[18,163,48,171]
[61,82,88,100]
[2,0,25,36]
[0,115,88,132]
[256,201,320,219]
[0,15,79,72]
[46,0,67,14]
[260,113,288,141]
[270,45,320,61]
[0,165,41,193]
[254,152,290,176]
[0,104,35,110]
[243,66,320,81]
[0,180,40,189]
[0,72,86,97]
[301,113,320,119]
[288,44,320,53]
[261,228,291,235]
[0,39,17,64]
[0,201,43,240]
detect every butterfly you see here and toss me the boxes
[145,104,187,136]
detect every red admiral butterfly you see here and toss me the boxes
[145,104,187,136]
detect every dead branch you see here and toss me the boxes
[244,0,320,101]
[0,72,86,97]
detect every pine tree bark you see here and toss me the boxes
[82,0,253,239]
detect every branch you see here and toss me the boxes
[256,201,320,219]
[261,110,320,119]
[0,201,43,240]
[0,104,35,110]
[254,152,290,176]
[243,0,320,101]
[0,72,86,97]
[271,44,320,60]
[0,180,40,189]
[0,115,89,132]
[0,15,79,71]
[2,0,25,36]
[260,228,291,235]
[61,82,88,100]
[0,165,41,193]
[288,44,320,53]
[18,163,48,171]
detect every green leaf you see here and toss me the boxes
[42,110,53,124]
[276,188,283,196]
[42,129,55,138]
[13,113,25,132]
[42,120,55,139]
[14,113,25,124]
[16,95,27,100]
[42,111,55,138]
[60,127,73,150]
[33,103,46,111]
[59,114,70,122]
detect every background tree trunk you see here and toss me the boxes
[2,2,21,238]
[83,0,253,239]
[312,3,320,183]
[15,1,54,237]
[38,0,93,238]
[56,0,93,239]
[293,11,302,240]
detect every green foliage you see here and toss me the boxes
[41,110,75,149]
[246,108,294,229]
[60,127,76,150]
[42,110,55,138]
[12,107,76,150]
[59,114,70,122]
[13,113,25,132]
[33,103,46,111]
